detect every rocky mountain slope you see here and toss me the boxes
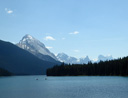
[17,34,59,63]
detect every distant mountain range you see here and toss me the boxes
[57,53,113,64]
[0,40,59,75]
[16,34,113,64]
[0,34,114,75]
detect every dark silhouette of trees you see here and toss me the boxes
[0,68,12,76]
[47,56,128,76]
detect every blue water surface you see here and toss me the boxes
[0,76,128,98]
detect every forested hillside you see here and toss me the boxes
[0,67,12,76]
[47,57,128,76]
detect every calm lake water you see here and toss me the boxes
[0,76,128,98]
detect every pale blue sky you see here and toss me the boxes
[0,0,128,59]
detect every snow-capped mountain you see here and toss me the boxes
[79,56,90,64]
[57,53,113,64]
[57,53,78,64]
[97,55,113,62]
[17,34,59,63]
[57,53,90,64]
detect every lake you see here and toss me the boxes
[0,76,128,98]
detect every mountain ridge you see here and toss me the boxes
[57,53,113,64]
[17,34,59,63]
[0,39,57,75]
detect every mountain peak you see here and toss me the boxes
[24,34,33,38]
[57,53,68,57]
[98,54,113,61]
[22,34,34,41]
[57,53,90,64]
[17,35,58,62]
[80,56,89,59]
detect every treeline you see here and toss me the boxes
[47,56,128,76]
[0,67,12,76]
